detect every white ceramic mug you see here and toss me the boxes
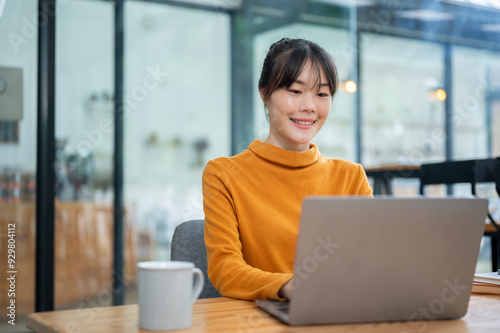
[138,261,204,331]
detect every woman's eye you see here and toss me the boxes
[317,93,329,97]
[289,90,301,94]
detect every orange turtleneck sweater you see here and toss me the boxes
[202,140,373,300]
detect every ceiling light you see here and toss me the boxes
[440,0,500,11]
[178,0,242,10]
[396,9,455,21]
[313,0,376,7]
[481,23,500,32]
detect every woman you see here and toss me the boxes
[202,38,372,301]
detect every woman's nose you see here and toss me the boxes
[300,93,316,112]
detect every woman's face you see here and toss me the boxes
[262,62,332,151]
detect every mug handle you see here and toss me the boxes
[191,267,204,304]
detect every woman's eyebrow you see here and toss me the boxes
[294,80,329,87]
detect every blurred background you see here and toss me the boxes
[1,0,500,331]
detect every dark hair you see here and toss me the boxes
[258,38,339,104]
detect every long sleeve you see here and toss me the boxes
[356,164,373,197]
[203,160,292,300]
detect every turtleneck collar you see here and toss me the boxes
[248,139,321,168]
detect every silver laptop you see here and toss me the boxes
[256,197,488,326]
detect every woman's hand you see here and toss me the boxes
[278,279,294,300]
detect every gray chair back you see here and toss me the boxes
[171,219,221,299]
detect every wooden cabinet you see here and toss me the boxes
[0,201,136,315]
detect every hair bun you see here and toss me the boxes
[270,37,293,51]
[276,37,291,45]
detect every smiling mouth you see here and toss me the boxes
[291,118,315,125]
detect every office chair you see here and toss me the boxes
[419,158,500,271]
[170,219,221,299]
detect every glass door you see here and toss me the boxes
[54,0,118,310]
[0,1,38,331]
[123,0,231,303]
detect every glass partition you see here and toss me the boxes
[361,34,445,196]
[451,47,500,272]
[452,46,500,160]
[54,0,118,310]
[124,1,230,265]
[0,1,37,331]
[362,34,445,168]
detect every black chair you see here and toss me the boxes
[171,219,221,299]
[419,158,500,271]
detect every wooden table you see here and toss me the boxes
[26,295,500,333]
[364,164,422,195]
